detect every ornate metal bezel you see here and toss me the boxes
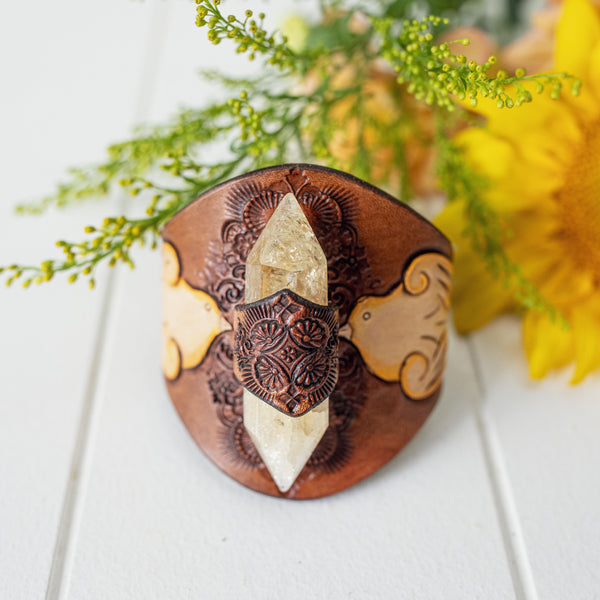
[233,289,339,417]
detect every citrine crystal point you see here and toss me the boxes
[243,392,329,493]
[245,192,328,306]
[242,192,330,493]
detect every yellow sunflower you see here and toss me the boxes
[436,0,600,383]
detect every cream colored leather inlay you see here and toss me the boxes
[345,253,452,400]
[161,242,230,380]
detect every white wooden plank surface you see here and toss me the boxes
[471,319,600,600]
[65,251,515,600]
[0,2,164,598]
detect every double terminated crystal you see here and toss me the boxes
[243,193,329,492]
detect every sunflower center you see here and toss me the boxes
[558,121,600,277]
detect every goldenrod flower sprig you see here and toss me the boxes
[373,15,580,110]
[195,0,297,69]
[0,0,578,314]
[5,183,200,289]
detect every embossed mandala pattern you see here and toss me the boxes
[204,168,375,321]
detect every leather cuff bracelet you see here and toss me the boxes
[161,164,453,499]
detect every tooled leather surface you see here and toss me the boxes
[233,290,339,417]
[161,164,452,498]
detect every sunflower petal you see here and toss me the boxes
[451,265,516,334]
[555,0,600,77]
[522,310,574,379]
[454,128,513,180]
[588,41,600,102]
[571,309,600,383]
[435,202,517,333]
[465,92,581,182]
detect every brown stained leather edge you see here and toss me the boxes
[165,163,452,252]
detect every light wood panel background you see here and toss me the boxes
[1,2,598,598]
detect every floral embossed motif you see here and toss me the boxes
[255,356,289,390]
[250,320,285,350]
[233,289,339,417]
[293,353,329,387]
[290,319,327,348]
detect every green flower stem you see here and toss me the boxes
[434,115,566,325]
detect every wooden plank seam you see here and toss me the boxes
[44,2,172,598]
[466,338,540,600]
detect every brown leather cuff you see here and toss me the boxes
[161,163,453,499]
[233,289,339,417]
